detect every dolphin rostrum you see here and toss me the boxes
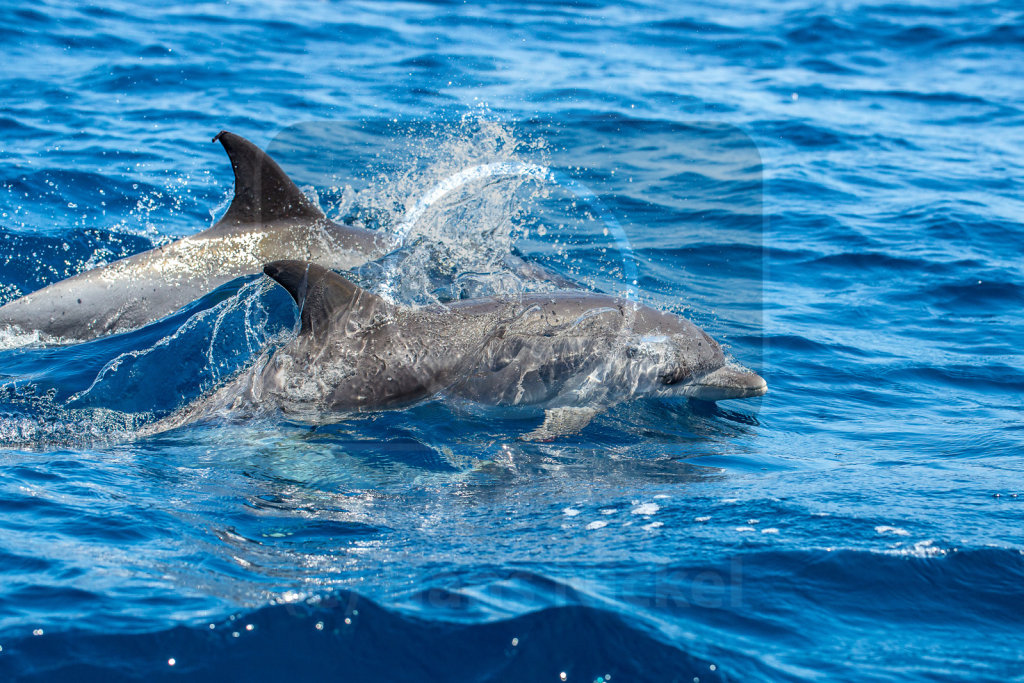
[0,132,388,344]
[170,260,766,440]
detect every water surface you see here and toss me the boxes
[1,0,1022,680]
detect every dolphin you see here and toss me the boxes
[0,132,577,346]
[167,260,765,440]
[0,132,389,344]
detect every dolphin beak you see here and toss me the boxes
[684,365,767,401]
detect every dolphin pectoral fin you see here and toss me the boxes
[212,131,325,227]
[521,406,599,442]
[264,260,390,337]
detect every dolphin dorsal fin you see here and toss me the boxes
[213,131,325,226]
[263,260,387,338]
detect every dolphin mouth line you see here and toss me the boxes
[683,365,767,401]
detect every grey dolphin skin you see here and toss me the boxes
[0,132,388,344]
[183,260,765,440]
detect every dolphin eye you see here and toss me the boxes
[659,366,688,385]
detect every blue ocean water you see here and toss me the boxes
[1,0,1023,680]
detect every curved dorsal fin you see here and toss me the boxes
[213,131,325,226]
[263,260,388,339]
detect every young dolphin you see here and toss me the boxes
[180,260,765,440]
[0,132,389,344]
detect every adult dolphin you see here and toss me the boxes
[0,132,389,344]
[162,260,765,440]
